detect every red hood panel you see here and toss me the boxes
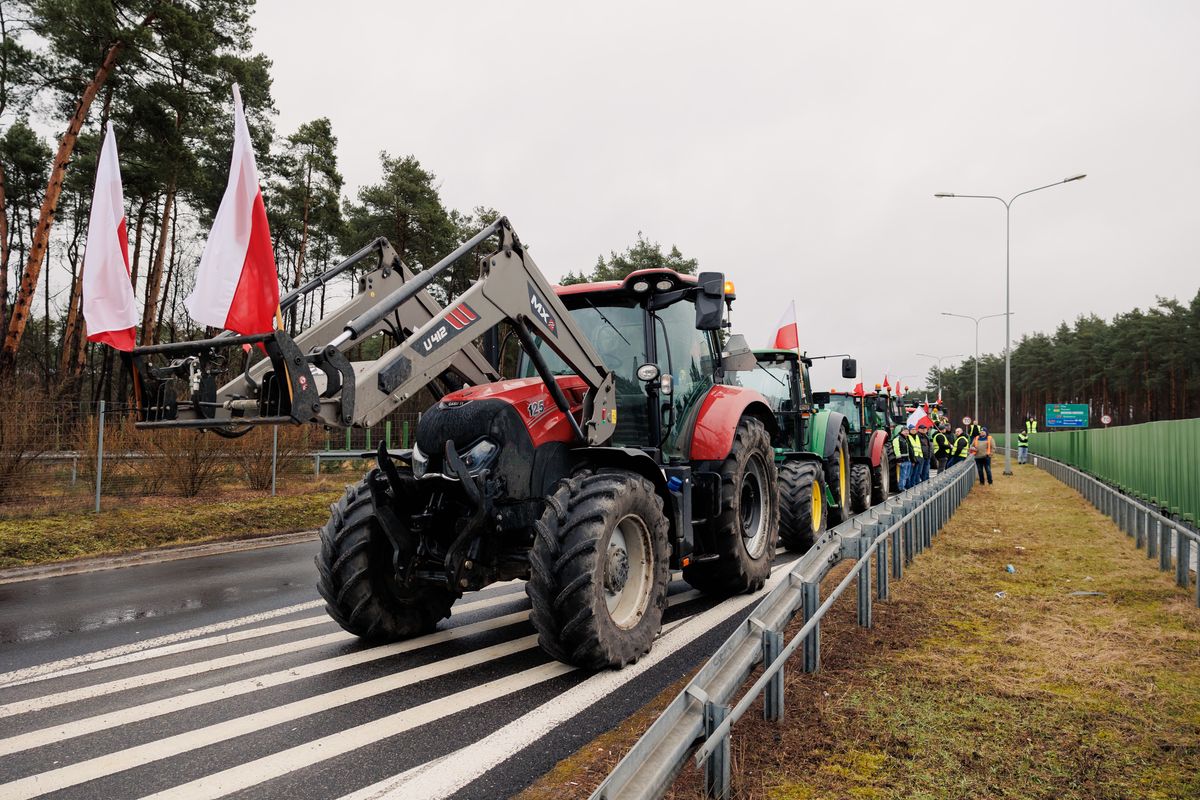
[441,376,589,446]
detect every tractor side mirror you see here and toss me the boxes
[874,396,889,412]
[841,358,857,379]
[812,391,831,406]
[719,334,757,372]
[694,271,725,331]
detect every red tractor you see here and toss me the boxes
[128,218,780,669]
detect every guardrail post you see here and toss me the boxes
[857,553,872,629]
[70,454,77,486]
[1176,530,1190,589]
[763,629,784,722]
[1147,511,1158,559]
[891,518,903,581]
[1159,520,1171,572]
[802,581,820,673]
[703,701,731,799]
[877,534,889,601]
[314,453,321,476]
[1135,508,1145,549]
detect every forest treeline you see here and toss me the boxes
[929,291,1200,427]
[0,0,693,407]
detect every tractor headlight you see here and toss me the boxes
[411,443,429,478]
[461,438,499,474]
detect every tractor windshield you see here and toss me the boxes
[738,362,793,413]
[519,298,652,445]
[824,393,863,431]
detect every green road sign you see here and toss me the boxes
[1046,403,1089,428]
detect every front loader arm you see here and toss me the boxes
[339,221,617,444]
[128,218,617,447]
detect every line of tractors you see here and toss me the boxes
[129,218,939,670]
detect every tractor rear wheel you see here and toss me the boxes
[849,463,872,513]
[316,469,455,640]
[683,416,779,595]
[527,471,670,669]
[824,427,851,525]
[871,448,890,505]
[778,460,827,552]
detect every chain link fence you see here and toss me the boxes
[0,394,419,518]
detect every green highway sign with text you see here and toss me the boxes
[1046,403,1089,428]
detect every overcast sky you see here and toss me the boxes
[254,1,1199,394]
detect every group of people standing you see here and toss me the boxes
[891,419,1002,489]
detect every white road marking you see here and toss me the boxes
[0,600,324,687]
[137,662,578,800]
[0,610,532,759]
[0,590,528,716]
[137,585,764,800]
[0,634,542,799]
[339,571,787,800]
[0,580,526,689]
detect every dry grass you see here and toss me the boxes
[0,479,345,569]
[520,468,1200,800]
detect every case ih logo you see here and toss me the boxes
[420,303,478,354]
[528,283,558,337]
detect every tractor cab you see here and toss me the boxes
[517,269,732,459]
[734,349,812,451]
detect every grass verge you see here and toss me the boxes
[0,482,344,569]
[520,467,1200,800]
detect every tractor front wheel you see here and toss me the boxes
[824,427,852,525]
[871,448,890,505]
[778,460,827,552]
[315,469,455,640]
[849,463,872,513]
[528,471,670,669]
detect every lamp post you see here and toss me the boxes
[934,174,1086,475]
[915,352,964,401]
[939,312,1010,423]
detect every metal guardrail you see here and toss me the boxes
[591,461,976,800]
[1030,452,1200,607]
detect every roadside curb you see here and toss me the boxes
[0,530,319,585]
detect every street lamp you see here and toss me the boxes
[939,312,1011,423]
[915,352,965,400]
[934,173,1086,475]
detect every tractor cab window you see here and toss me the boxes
[823,393,862,432]
[652,299,717,456]
[518,298,651,445]
[736,362,793,413]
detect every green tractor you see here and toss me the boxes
[815,388,896,511]
[733,349,855,552]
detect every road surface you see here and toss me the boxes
[0,539,789,800]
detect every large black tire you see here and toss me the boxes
[527,471,671,669]
[683,416,780,595]
[316,469,455,640]
[778,459,827,553]
[871,448,890,505]
[849,463,871,514]
[824,426,851,525]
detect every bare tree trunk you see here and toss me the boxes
[0,160,8,338]
[140,180,175,346]
[154,199,179,336]
[1,38,129,372]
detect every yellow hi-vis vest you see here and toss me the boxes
[908,433,923,458]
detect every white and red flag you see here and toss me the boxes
[769,300,799,350]
[185,84,279,334]
[906,406,933,430]
[81,122,137,351]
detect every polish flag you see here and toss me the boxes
[185,84,279,334]
[769,300,799,350]
[82,123,137,351]
[907,406,933,430]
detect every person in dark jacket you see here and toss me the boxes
[891,425,914,490]
[947,427,970,467]
[916,426,933,483]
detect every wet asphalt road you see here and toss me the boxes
[0,539,781,800]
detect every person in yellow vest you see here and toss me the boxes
[1024,415,1038,436]
[971,426,994,485]
[1017,430,1030,464]
[947,427,970,467]
[891,425,914,490]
